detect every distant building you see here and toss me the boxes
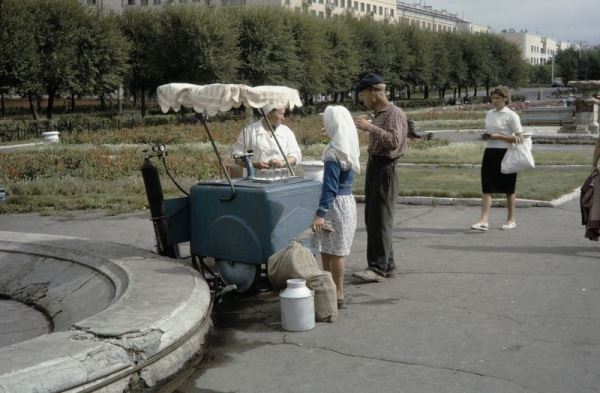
[395,2,490,34]
[80,0,488,28]
[498,29,571,65]
[81,0,396,21]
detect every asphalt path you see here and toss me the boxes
[1,197,599,393]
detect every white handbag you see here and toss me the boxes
[501,137,535,174]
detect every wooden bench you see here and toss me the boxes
[407,118,433,140]
[519,107,575,126]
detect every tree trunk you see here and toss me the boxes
[36,95,42,115]
[406,86,411,100]
[0,91,5,117]
[28,94,39,120]
[46,90,55,119]
[474,86,478,96]
[424,85,429,99]
[100,95,106,111]
[70,92,76,112]
[141,86,146,117]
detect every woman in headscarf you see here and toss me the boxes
[312,105,361,309]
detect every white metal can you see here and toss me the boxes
[280,278,315,331]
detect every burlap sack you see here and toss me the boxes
[267,240,320,291]
[306,272,338,322]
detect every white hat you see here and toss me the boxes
[261,102,281,114]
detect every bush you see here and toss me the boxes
[0,113,200,142]
[511,94,526,102]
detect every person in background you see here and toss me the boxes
[312,106,361,309]
[232,103,301,170]
[471,86,524,231]
[352,73,408,283]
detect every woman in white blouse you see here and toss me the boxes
[232,103,302,169]
[471,86,524,231]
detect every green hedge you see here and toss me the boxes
[0,113,199,142]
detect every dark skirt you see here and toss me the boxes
[481,148,517,194]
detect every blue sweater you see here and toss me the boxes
[316,158,355,218]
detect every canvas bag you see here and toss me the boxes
[501,137,535,174]
[267,240,321,291]
[306,272,338,323]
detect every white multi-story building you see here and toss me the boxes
[499,29,571,65]
[82,0,396,20]
[81,0,482,27]
[396,2,489,33]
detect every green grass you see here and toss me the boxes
[402,142,592,165]
[352,166,588,200]
[416,119,485,130]
[0,111,593,213]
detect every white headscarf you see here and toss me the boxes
[322,105,361,174]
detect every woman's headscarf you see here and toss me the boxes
[322,105,361,174]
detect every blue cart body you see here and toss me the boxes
[177,177,320,263]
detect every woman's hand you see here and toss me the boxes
[513,133,524,144]
[268,159,285,168]
[253,161,271,169]
[312,216,325,232]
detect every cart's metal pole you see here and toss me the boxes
[198,113,236,201]
[261,108,295,176]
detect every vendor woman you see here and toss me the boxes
[232,103,302,169]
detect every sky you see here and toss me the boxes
[423,0,599,45]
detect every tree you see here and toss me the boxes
[463,33,493,96]
[528,64,552,84]
[443,32,467,98]
[349,18,395,78]
[555,47,578,86]
[382,23,412,99]
[235,7,301,87]
[0,0,41,118]
[288,13,327,103]
[157,6,239,85]
[429,33,450,98]
[70,10,130,111]
[586,49,600,80]
[402,27,433,99]
[322,19,359,102]
[120,8,163,116]
[28,0,90,119]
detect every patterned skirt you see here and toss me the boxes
[314,195,357,256]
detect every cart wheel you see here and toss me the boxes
[215,259,261,293]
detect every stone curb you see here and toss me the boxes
[0,232,212,393]
[354,187,580,208]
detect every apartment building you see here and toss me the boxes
[80,0,476,26]
[83,0,395,19]
[499,29,571,65]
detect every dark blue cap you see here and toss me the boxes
[355,73,384,92]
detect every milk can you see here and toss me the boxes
[280,279,315,331]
